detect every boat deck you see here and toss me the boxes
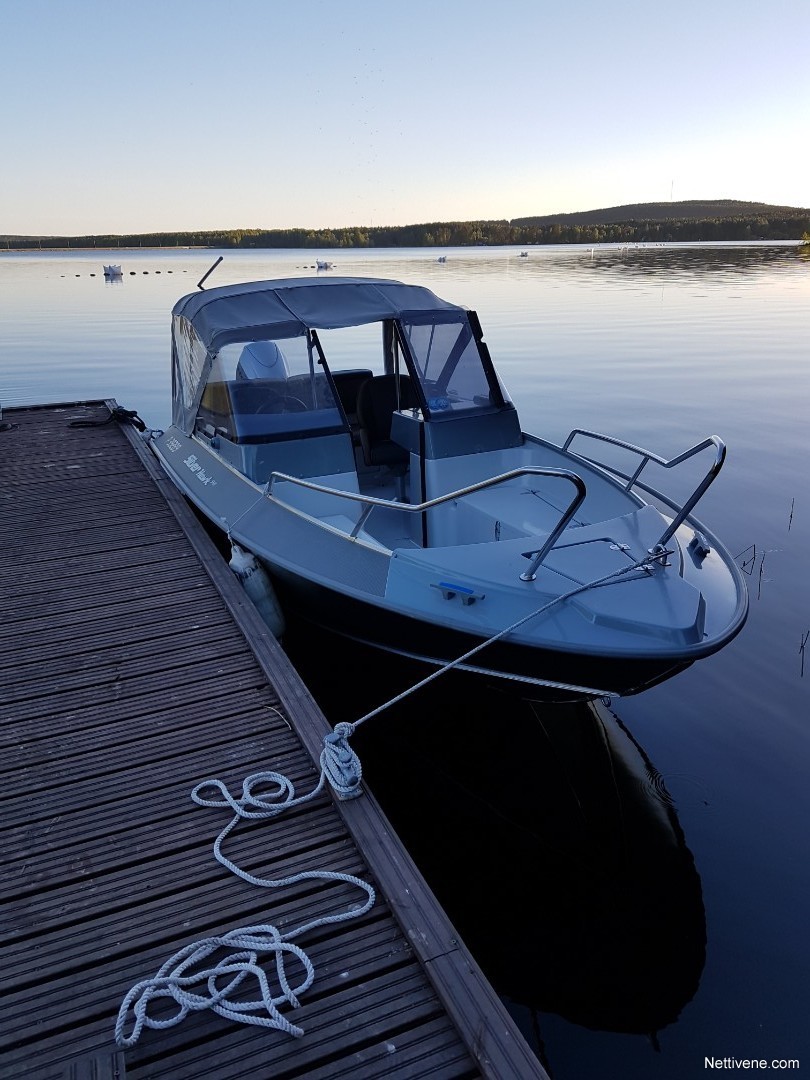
[0,402,547,1080]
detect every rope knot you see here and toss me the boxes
[321,724,362,800]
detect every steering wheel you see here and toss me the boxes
[255,392,308,414]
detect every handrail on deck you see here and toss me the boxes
[561,429,726,550]
[266,466,587,581]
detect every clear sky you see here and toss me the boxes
[2,0,808,235]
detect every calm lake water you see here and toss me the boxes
[1,244,808,1077]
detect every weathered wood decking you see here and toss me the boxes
[0,402,547,1080]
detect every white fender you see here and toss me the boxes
[228,542,285,639]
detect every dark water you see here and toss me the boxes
[284,624,710,1077]
[2,244,807,1077]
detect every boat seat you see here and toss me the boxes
[356,374,418,469]
[284,372,334,410]
[331,369,373,440]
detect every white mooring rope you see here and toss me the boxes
[114,717,375,1048]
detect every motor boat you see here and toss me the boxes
[151,276,748,698]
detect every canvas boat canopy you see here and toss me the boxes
[171,276,511,438]
[173,277,466,350]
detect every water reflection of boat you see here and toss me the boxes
[286,625,706,1038]
[385,704,704,1035]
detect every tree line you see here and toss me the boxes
[512,199,806,227]
[4,209,809,250]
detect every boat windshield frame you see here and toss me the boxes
[393,308,511,421]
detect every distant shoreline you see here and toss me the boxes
[2,201,809,251]
[0,239,805,255]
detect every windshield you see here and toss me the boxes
[196,334,345,443]
[400,314,504,416]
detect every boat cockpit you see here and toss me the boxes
[189,307,525,512]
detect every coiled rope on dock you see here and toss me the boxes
[114,716,374,1048]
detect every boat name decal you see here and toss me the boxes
[183,454,217,487]
[166,436,182,452]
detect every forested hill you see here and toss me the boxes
[3,200,808,249]
[513,199,805,226]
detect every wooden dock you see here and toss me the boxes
[0,402,547,1080]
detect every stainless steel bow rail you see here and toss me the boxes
[265,430,725,581]
[265,466,587,580]
[561,429,726,551]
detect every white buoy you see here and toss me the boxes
[228,542,285,638]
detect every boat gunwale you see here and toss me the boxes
[151,425,748,664]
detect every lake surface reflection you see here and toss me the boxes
[1,243,807,1076]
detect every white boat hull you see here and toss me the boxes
[152,424,747,698]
